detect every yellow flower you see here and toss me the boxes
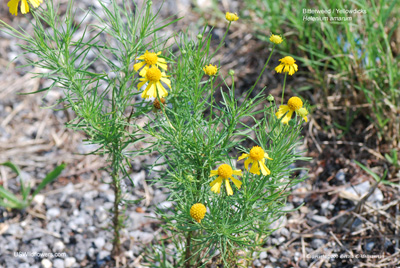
[275,96,308,124]
[225,12,239,22]
[275,56,298,76]
[203,64,218,76]
[190,203,206,223]
[137,66,171,99]
[7,0,42,16]
[134,50,168,77]
[238,146,272,176]
[270,34,283,44]
[209,164,242,196]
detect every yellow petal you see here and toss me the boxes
[160,77,171,89]
[275,64,284,73]
[210,176,221,186]
[244,158,252,171]
[232,169,242,176]
[21,0,29,14]
[283,65,290,73]
[264,153,273,160]
[28,0,42,8]
[259,160,271,176]
[157,51,162,55]
[249,160,260,175]
[209,170,218,177]
[225,179,233,196]
[210,177,223,193]
[281,110,294,124]
[275,105,289,119]
[156,82,168,98]
[157,61,168,70]
[137,81,147,90]
[139,65,149,77]
[230,177,242,189]
[7,0,20,16]
[238,153,249,161]
[288,66,295,75]
[147,83,157,98]
[133,61,146,72]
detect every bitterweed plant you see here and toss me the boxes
[0,0,179,258]
[142,16,311,267]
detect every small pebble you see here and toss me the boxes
[41,259,52,268]
[94,237,105,249]
[53,258,64,268]
[366,241,375,251]
[259,251,267,259]
[98,250,110,260]
[64,257,76,268]
[53,240,65,252]
[46,208,60,219]
[253,259,262,266]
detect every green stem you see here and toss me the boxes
[209,77,215,122]
[184,231,193,268]
[111,152,122,257]
[281,72,288,106]
[211,22,231,59]
[243,44,276,104]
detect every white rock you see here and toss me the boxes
[33,194,45,205]
[259,251,267,259]
[94,237,105,249]
[53,240,65,252]
[46,208,60,219]
[41,259,52,268]
[53,258,64,268]
[98,250,110,260]
[64,257,76,268]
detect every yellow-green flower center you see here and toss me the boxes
[204,64,218,76]
[218,164,233,179]
[288,96,303,111]
[280,56,295,66]
[146,67,162,82]
[144,52,158,65]
[250,146,264,161]
[225,12,239,21]
[270,34,283,44]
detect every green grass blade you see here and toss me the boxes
[31,163,66,198]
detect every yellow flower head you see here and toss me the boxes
[238,146,273,176]
[190,203,206,223]
[209,164,242,196]
[137,66,171,99]
[225,12,239,22]
[275,56,298,76]
[134,50,168,77]
[7,0,42,16]
[203,64,218,76]
[275,96,308,124]
[270,34,283,44]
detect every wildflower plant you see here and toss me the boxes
[143,15,310,267]
[1,0,178,258]
[1,0,310,266]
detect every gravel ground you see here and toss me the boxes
[1,0,400,267]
